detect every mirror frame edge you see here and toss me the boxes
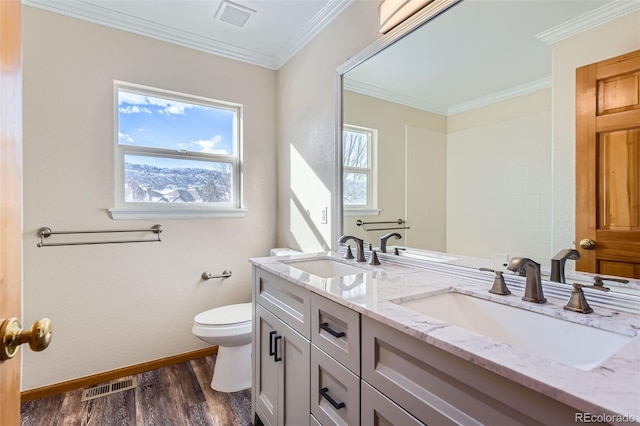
[332,0,462,250]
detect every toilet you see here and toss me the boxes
[192,248,300,393]
[192,302,253,392]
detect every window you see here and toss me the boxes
[343,125,378,215]
[110,82,244,219]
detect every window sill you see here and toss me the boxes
[109,208,248,220]
[344,208,381,217]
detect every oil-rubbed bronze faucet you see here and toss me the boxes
[479,268,510,295]
[564,283,609,314]
[550,249,581,283]
[338,235,365,262]
[507,257,546,303]
[564,275,629,314]
[379,232,402,253]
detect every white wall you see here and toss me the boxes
[551,11,640,261]
[447,90,552,264]
[22,7,277,390]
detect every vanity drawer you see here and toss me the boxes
[311,293,360,374]
[361,380,424,426]
[310,345,360,426]
[254,268,310,338]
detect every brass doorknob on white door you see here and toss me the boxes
[579,239,596,250]
[0,317,52,360]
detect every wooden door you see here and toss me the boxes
[576,49,640,278]
[0,0,23,424]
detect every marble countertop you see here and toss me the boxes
[250,251,640,425]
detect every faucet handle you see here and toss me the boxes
[564,283,610,314]
[593,275,629,287]
[368,250,381,265]
[573,282,611,292]
[343,245,354,260]
[480,268,511,295]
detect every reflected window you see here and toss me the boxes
[343,125,377,211]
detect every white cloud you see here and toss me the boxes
[191,135,228,154]
[118,90,195,116]
[118,106,152,114]
[118,132,134,144]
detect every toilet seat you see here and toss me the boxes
[194,303,251,327]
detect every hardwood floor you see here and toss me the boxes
[20,355,253,426]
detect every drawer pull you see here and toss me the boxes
[269,330,277,356]
[319,387,345,409]
[274,335,282,362]
[320,322,345,338]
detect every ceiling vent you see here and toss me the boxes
[215,0,256,28]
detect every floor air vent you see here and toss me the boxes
[81,376,137,402]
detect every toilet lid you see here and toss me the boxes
[194,303,252,326]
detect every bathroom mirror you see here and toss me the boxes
[338,0,640,284]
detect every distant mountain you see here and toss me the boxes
[124,162,231,203]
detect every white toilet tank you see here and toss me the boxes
[270,248,301,256]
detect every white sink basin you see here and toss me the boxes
[284,258,367,278]
[397,292,633,371]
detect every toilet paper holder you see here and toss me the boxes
[202,270,232,280]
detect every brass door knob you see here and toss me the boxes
[0,317,52,360]
[579,239,596,250]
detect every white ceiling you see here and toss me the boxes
[345,0,640,115]
[23,0,353,70]
[23,0,640,107]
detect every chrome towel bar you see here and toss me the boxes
[36,224,163,247]
[356,218,409,232]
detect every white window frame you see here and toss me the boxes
[109,81,246,220]
[343,124,380,216]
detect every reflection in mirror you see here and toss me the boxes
[340,0,640,286]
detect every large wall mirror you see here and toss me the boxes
[338,0,640,285]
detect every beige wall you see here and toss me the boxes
[22,7,277,390]
[344,89,550,262]
[552,11,640,264]
[342,90,446,247]
[276,1,381,252]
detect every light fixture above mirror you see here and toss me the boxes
[378,0,434,33]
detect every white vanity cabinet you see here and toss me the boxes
[253,269,311,426]
[252,266,611,426]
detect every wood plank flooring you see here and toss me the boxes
[20,355,253,426]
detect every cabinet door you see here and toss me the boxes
[255,304,280,426]
[279,316,311,426]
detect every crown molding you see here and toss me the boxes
[343,77,449,115]
[273,0,353,69]
[535,0,640,45]
[344,76,551,116]
[447,77,552,115]
[22,0,351,70]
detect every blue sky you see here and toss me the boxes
[118,90,236,165]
